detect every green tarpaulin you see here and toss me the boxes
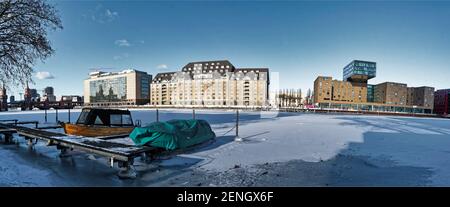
[129,119,216,150]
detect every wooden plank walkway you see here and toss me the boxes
[0,123,156,178]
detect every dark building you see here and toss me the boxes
[29,88,40,101]
[43,86,56,102]
[374,82,407,106]
[407,87,435,109]
[24,84,31,102]
[44,86,54,95]
[0,86,7,111]
[434,89,450,116]
[24,83,32,110]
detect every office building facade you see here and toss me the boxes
[434,89,450,116]
[407,86,435,108]
[367,84,375,102]
[343,60,376,82]
[314,76,367,104]
[42,86,56,102]
[84,69,152,106]
[374,82,407,106]
[314,60,434,113]
[151,60,269,107]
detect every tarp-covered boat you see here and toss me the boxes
[61,108,135,137]
[129,119,216,150]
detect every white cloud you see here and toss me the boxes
[87,4,119,23]
[157,64,168,69]
[113,53,130,60]
[115,39,131,47]
[35,71,54,80]
[105,9,118,20]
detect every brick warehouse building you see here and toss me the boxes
[434,89,450,116]
[314,60,435,114]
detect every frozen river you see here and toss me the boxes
[1,109,450,186]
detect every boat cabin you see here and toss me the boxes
[76,108,134,127]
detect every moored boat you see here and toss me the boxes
[61,108,135,137]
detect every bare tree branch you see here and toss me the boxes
[0,0,62,88]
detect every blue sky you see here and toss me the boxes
[13,1,450,98]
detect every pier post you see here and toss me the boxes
[156,109,159,122]
[68,108,71,123]
[118,160,137,179]
[45,109,47,123]
[57,145,70,157]
[55,108,58,123]
[3,133,12,144]
[235,110,240,139]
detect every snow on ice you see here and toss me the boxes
[1,109,450,186]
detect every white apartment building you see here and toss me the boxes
[151,60,269,107]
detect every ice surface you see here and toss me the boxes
[1,109,450,186]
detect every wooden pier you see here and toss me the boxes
[0,122,156,179]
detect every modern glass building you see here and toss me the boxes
[343,60,376,82]
[89,77,127,102]
[84,69,152,106]
[367,84,374,102]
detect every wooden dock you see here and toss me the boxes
[0,123,156,179]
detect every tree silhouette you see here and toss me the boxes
[0,0,62,87]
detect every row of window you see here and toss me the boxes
[185,65,231,71]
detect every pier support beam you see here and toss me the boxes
[57,145,71,157]
[3,133,13,144]
[117,159,136,179]
[26,137,36,149]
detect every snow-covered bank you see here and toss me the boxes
[1,109,450,186]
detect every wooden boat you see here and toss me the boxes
[61,108,135,137]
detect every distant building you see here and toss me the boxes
[29,88,40,101]
[374,82,407,106]
[0,85,7,111]
[313,60,434,113]
[42,86,56,102]
[434,89,450,116]
[61,95,82,102]
[24,83,31,103]
[150,60,269,107]
[343,60,376,83]
[84,69,152,106]
[44,86,54,95]
[367,84,375,102]
[314,76,367,104]
[407,86,435,109]
[314,60,376,105]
